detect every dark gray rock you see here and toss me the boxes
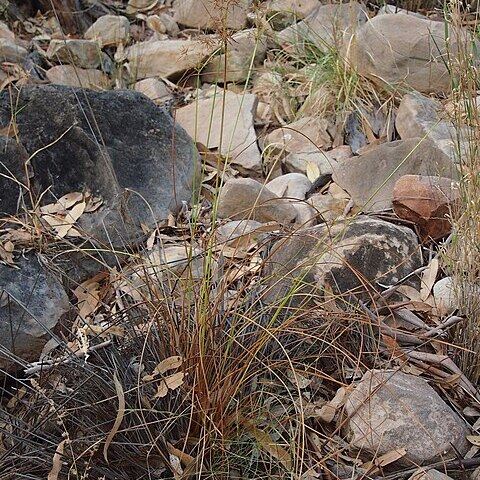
[0,253,70,372]
[0,137,29,216]
[0,84,200,244]
[263,216,422,305]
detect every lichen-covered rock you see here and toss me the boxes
[346,370,470,466]
[264,216,422,305]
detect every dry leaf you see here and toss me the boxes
[467,435,480,446]
[306,161,320,182]
[420,259,439,302]
[103,373,125,463]
[252,428,292,470]
[286,370,312,389]
[153,372,185,399]
[362,448,407,472]
[315,387,347,423]
[57,192,83,210]
[167,442,195,467]
[154,356,183,375]
[169,453,183,479]
[48,439,66,480]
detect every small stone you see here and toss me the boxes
[332,138,456,212]
[433,277,456,317]
[472,466,480,480]
[263,0,319,24]
[202,29,267,84]
[266,173,312,200]
[346,370,469,466]
[0,38,27,63]
[47,39,102,69]
[174,0,250,30]
[134,78,171,103]
[217,178,297,225]
[308,191,347,224]
[392,175,459,241]
[146,14,179,36]
[216,220,267,248]
[84,15,130,47]
[46,65,110,90]
[176,88,262,176]
[125,39,216,79]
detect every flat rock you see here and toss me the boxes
[277,2,367,53]
[84,14,130,47]
[174,0,250,30]
[0,38,27,63]
[349,14,463,93]
[134,78,171,104]
[0,85,200,249]
[0,253,70,372]
[346,370,470,466]
[47,39,103,69]
[263,0,320,23]
[332,138,456,212]
[396,92,468,164]
[392,175,459,241]
[46,65,111,90]
[176,88,262,176]
[202,29,267,84]
[217,178,297,225]
[284,145,352,177]
[124,38,216,80]
[264,216,422,305]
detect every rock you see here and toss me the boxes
[409,468,454,480]
[217,178,297,225]
[308,186,348,224]
[284,145,352,177]
[0,21,16,42]
[202,29,267,84]
[392,175,459,241]
[263,0,320,25]
[264,216,422,305]
[472,466,480,480]
[46,65,111,90]
[0,253,70,372]
[134,78,171,104]
[346,370,469,466]
[266,173,311,200]
[146,14,180,36]
[332,138,456,212]
[349,14,462,93]
[277,2,368,53]
[84,14,130,47]
[0,137,29,216]
[176,88,262,175]
[216,220,267,248]
[0,84,200,248]
[396,92,468,164]
[433,277,456,317]
[0,38,27,63]
[47,39,103,69]
[174,0,250,30]
[267,173,316,226]
[265,116,332,153]
[124,39,216,80]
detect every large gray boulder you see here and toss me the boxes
[346,370,470,466]
[332,138,456,212]
[263,216,422,305]
[0,254,70,372]
[0,85,200,244]
[349,13,463,93]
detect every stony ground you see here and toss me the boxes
[0,1,480,479]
